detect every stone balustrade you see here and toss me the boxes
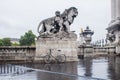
[0,46,35,62]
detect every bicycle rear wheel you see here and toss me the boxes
[56,54,66,63]
[44,55,52,64]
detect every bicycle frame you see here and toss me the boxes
[44,49,66,63]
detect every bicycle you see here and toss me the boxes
[43,49,66,63]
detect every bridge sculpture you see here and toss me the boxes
[37,7,78,39]
[35,7,79,62]
[106,0,120,54]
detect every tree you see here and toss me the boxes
[19,30,36,46]
[0,39,3,46]
[2,38,12,46]
[12,42,20,46]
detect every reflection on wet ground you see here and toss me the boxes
[0,56,120,80]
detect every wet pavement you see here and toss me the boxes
[0,56,120,80]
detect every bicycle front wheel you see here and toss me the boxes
[56,54,66,63]
[44,55,52,64]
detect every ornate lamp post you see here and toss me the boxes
[81,26,94,46]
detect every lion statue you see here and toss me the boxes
[37,7,78,36]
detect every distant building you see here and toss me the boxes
[10,38,20,44]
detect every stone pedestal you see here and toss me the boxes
[83,46,93,57]
[106,46,116,54]
[116,45,120,54]
[78,45,93,58]
[35,32,78,62]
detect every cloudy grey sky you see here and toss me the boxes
[0,0,111,41]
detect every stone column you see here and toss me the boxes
[111,0,116,20]
[116,0,120,18]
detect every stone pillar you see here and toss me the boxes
[116,0,120,18]
[78,27,94,57]
[111,0,120,19]
[111,0,116,20]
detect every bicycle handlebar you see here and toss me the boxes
[57,50,61,52]
[49,49,61,52]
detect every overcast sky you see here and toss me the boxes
[0,0,111,41]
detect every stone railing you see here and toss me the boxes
[78,46,116,57]
[0,46,35,62]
